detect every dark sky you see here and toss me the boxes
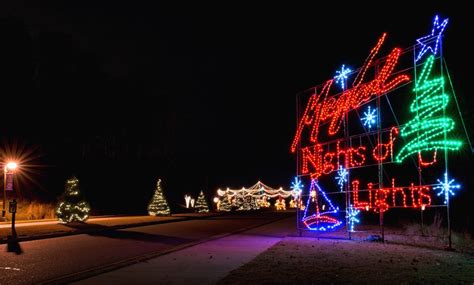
[0,2,472,217]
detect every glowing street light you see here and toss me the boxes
[6,162,17,171]
[2,161,18,220]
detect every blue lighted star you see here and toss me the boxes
[334,65,351,90]
[346,206,360,232]
[361,106,377,129]
[415,15,449,62]
[335,166,348,192]
[433,172,460,204]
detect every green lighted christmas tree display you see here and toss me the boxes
[56,177,91,223]
[194,190,209,213]
[396,55,462,163]
[148,179,171,215]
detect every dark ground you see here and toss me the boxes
[219,236,474,284]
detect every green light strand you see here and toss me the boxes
[396,55,462,163]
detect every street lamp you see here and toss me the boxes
[2,161,17,219]
[6,162,17,171]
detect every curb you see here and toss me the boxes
[40,213,293,285]
[0,213,225,245]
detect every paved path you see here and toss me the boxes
[75,217,295,285]
[0,216,135,229]
[0,213,218,229]
[0,215,184,244]
[0,212,291,284]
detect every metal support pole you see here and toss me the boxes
[2,167,6,219]
[344,103,351,240]
[296,91,300,237]
[380,210,384,242]
[339,76,351,240]
[440,40,452,250]
[11,204,16,231]
[375,63,384,243]
[447,199,452,249]
[421,208,424,236]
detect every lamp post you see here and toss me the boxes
[2,162,17,220]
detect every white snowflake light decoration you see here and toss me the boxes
[346,206,360,232]
[335,166,348,192]
[433,172,461,204]
[334,65,352,90]
[291,177,303,199]
[361,106,377,129]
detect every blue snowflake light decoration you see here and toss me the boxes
[415,15,449,62]
[334,65,352,90]
[346,206,360,232]
[433,172,461,204]
[335,166,348,192]
[291,177,303,198]
[361,106,377,129]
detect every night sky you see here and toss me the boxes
[0,3,472,223]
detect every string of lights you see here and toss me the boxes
[216,181,293,211]
[301,179,342,231]
[396,55,462,163]
[292,14,467,234]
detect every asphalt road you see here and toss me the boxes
[0,212,291,284]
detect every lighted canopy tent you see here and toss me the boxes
[290,14,471,248]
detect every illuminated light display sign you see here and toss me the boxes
[301,127,398,179]
[291,15,467,235]
[290,33,410,153]
[351,179,432,212]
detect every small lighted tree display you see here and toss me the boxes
[148,179,171,215]
[195,190,209,213]
[56,177,90,223]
